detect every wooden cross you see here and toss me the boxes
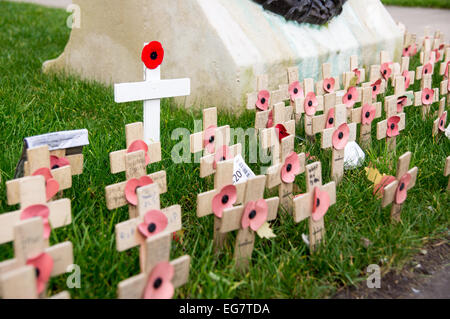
[400,56,416,90]
[117,232,190,299]
[441,77,450,107]
[265,135,306,213]
[418,37,433,68]
[439,48,450,76]
[24,147,84,177]
[413,74,440,119]
[255,102,294,132]
[433,98,447,137]
[293,161,336,252]
[363,51,394,98]
[380,152,418,223]
[114,42,191,143]
[105,122,167,219]
[351,87,382,149]
[190,107,222,155]
[384,75,414,114]
[246,74,269,110]
[444,156,450,191]
[219,175,279,271]
[0,175,71,246]
[376,98,406,151]
[115,183,182,272]
[197,159,247,249]
[321,104,357,184]
[294,78,324,137]
[6,145,72,205]
[0,218,73,299]
[342,55,365,90]
[316,63,340,95]
[311,93,338,135]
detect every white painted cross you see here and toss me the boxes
[114,42,191,143]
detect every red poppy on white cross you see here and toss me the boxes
[432,98,447,137]
[311,93,339,135]
[0,217,73,299]
[293,161,336,252]
[117,232,190,299]
[384,75,414,114]
[255,102,294,132]
[351,87,382,149]
[376,97,406,151]
[219,175,279,271]
[342,55,365,90]
[321,104,357,184]
[114,42,190,143]
[315,62,340,95]
[380,152,418,223]
[400,56,416,90]
[0,175,71,247]
[379,51,401,85]
[264,134,306,214]
[105,122,166,219]
[196,159,247,249]
[6,145,72,205]
[246,74,270,110]
[444,156,450,191]
[413,74,440,119]
[294,78,324,136]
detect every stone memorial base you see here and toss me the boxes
[43,0,402,111]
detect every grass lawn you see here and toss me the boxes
[381,0,450,9]
[0,1,449,299]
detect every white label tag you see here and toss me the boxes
[233,154,255,185]
[25,129,89,150]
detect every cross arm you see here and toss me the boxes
[381,167,417,207]
[0,265,38,299]
[199,144,242,178]
[293,182,336,223]
[196,181,246,217]
[110,144,161,174]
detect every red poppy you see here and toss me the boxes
[422,63,433,77]
[323,78,335,93]
[353,69,361,84]
[343,86,358,108]
[275,124,289,143]
[266,110,274,128]
[402,70,410,89]
[380,63,392,80]
[421,88,434,105]
[280,152,300,183]
[395,173,411,204]
[138,210,168,238]
[402,46,410,57]
[439,111,447,132]
[289,81,304,101]
[26,252,54,294]
[143,262,174,299]
[432,48,441,61]
[304,92,318,116]
[241,199,268,231]
[127,140,150,166]
[213,145,231,169]
[21,205,51,239]
[141,41,164,70]
[397,96,408,113]
[373,175,396,197]
[312,187,330,222]
[124,176,154,206]
[371,79,382,99]
[49,155,70,170]
[361,104,376,125]
[32,168,59,201]
[332,123,350,150]
[256,90,270,111]
[326,108,335,129]
[212,185,237,218]
[386,116,401,137]
[203,125,217,153]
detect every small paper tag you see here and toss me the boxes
[233,154,255,184]
[344,141,365,169]
[256,222,276,239]
[25,129,89,150]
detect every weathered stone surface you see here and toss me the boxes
[43,0,402,111]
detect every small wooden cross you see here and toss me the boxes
[413,74,440,119]
[24,147,84,177]
[265,135,306,213]
[219,175,279,271]
[115,183,182,272]
[400,56,416,89]
[433,98,447,137]
[351,87,382,149]
[444,156,450,191]
[342,55,365,90]
[311,93,338,136]
[105,122,167,219]
[0,218,73,298]
[321,104,357,184]
[438,48,450,76]
[117,232,190,299]
[384,75,414,114]
[255,102,294,132]
[418,37,433,70]
[114,42,191,143]
[440,77,450,107]
[376,98,406,151]
[246,74,269,110]
[197,159,247,249]
[6,145,72,205]
[294,78,324,136]
[380,152,418,223]
[0,175,71,246]
[316,63,340,95]
[293,161,336,252]
[190,107,222,155]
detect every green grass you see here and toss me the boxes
[381,0,450,9]
[0,1,449,299]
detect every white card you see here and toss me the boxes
[344,141,365,169]
[25,129,89,150]
[233,154,255,184]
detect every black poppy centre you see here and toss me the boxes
[222,195,229,204]
[365,111,371,118]
[399,183,405,191]
[148,222,157,233]
[338,132,344,139]
[150,51,158,60]
[308,100,313,107]
[328,117,334,125]
[327,84,331,90]
[390,123,396,130]
[249,210,257,219]
[153,277,163,289]
[316,198,320,207]
[261,98,266,104]
[373,85,377,92]
[35,267,40,278]
[426,94,430,100]
[294,88,298,94]
[209,135,214,144]
[348,94,352,100]
[52,165,59,169]
[286,163,292,172]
